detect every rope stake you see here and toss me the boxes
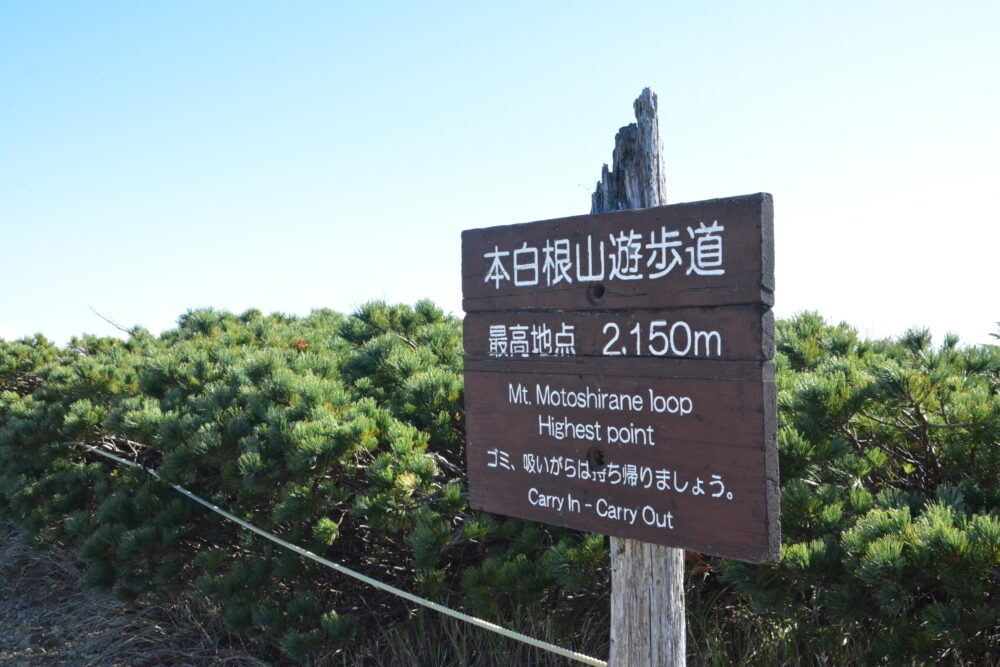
[62,441,606,666]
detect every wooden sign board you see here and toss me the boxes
[462,193,779,563]
[463,305,774,362]
[462,193,774,312]
[464,358,778,561]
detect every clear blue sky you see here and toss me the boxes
[2,1,998,346]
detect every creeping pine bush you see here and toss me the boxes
[3,306,998,663]
[0,302,607,662]
[723,314,1000,664]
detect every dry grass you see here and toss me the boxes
[324,603,610,666]
[0,522,271,666]
[0,519,609,666]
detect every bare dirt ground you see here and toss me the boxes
[0,523,269,666]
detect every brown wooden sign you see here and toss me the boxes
[465,358,778,561]
[464,305,774,362]
[462,193,773,312]
[462,193,779,562]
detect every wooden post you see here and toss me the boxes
[593,88,686,666]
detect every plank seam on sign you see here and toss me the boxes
[462,288,775,312]
[464,357,776,382]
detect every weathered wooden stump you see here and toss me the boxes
[593,88,686,667]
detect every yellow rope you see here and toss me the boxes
[63,441,607,666]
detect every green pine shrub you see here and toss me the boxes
[3,306,997,663]
[0,302,607,662]
[722,313,1000,664]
